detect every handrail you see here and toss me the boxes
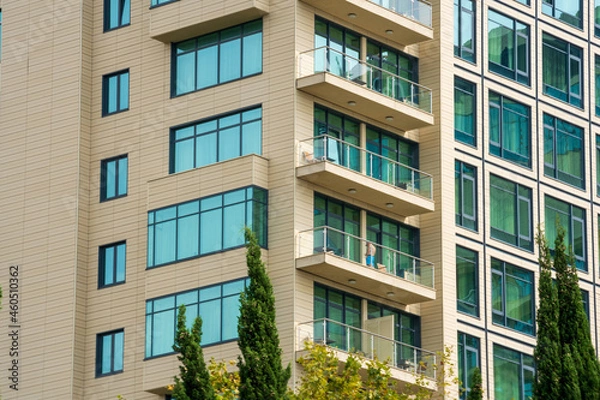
[368,0,432,27]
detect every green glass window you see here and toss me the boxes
[458,332,480,400]
[491,258,534,335]
[454,0,475,63]
[493,344,534,400]
[597,135,600,195]
[595,56,600,116]
[314,194,361,262]
[455,77,476,146]
[456,246,478,316]
[455,160,477,231]
[368,300,420,363]
[490,175,532,251]
[543,114,584,189]
[314,284,362,352]
[489,92,530,168]
[545,195,586,271]
[104,0,130,31]
[366,213,419,274]
[542,0,582,28]
[314,105,361,172]
[542,33,582,108]
[488,10,529,85]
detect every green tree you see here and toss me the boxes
[237,227,291,400]
[533,232,561,400]
[208,359,240,400]
[465,367,482,400]
[172,304,216,400]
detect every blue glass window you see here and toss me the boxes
[96,329,124,376]
[104,0,130,31]
[151,0,177,7]
[99,242,126,288]
[100,155,128,201]
[102,70,129,116]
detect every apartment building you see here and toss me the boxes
[1,0,600,399]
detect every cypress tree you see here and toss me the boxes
[237,227,291,400]
[172,304,216,400]
[561,345,581,400]
[466,367,483,400]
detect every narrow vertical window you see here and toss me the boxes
[458,332,480,400]
[100,155,128,201]
[545,195,586,271]
[455,160,477,231]
[542,33,582,108]
[543,114,584,189]
[454,0,475,62]
[490,175,533,251]
[489,92,531,168]
[595,56,600,116]
[596,0,600,37]
[456,246,478,316]
[99,242,126,288]
[104,0,130,31]
[596,135,600,196]
[488,10,530,85]
[96,330,124,377]
[102,70,130,116]
[454,77,476,146]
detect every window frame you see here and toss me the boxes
[455,160,477,231]
[454,76,476,146]
[595,55,600,116]
[488,91,531,168]
[104,0,130,32]
[493,344,534,400]
[98,241,126,289]
[96,329,125,377]
[150,0,178,8]
[544,195,586,270]
[542,33,583,108]
[100,154,128,202]
[454,0,475,63]
[487,9,530,85]
[102,69,130,116]
[596,135,600,196]
[543,113,584,189]
[458,332,480,400]
[456,245,479,317]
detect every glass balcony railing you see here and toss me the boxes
[297,318,436,379]
[299,135,433,199]
[297,226,434,288]
[368,0,432,27]
[298,47,433,113]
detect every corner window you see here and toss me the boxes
[488,10,529,85]
[170,107,262,174]
[455,77,476,146]
[96,329,124,377]
[458,332,480,400]
[100,155,128,202]
[543,113,584,189]
[455,160,477,231]
[454,0,475,63]
[493,344,534,400]
[542,0,582,28]
[490,175,533,251]
[456,245,478,316]
[172,20,262,97]
[542,33,582,108]
[545,195,586,271]
[489,91,531,168]
[99,242,126,288]
[104,0,130,31]
[491,258,534,335]
[102,70,129,116]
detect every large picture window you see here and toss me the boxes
[490,175,532,251]
[454,0,475,63]
[488,10,529,85]
[545,196,586,271]
[455,161,477,231]
[491,258,534,335]
[543,114,584,189]
[493,344,534,400]
[455,77,476,146]
[489,92,530,168]
[542,33,582,108]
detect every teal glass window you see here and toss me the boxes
[151,0,176,6]
[458,332,480,400]
[542,0,582,28]
[366,213,420,274]
[595,56,600,116]
[455,77,476,146]
[172,20,262,96]
[542,33,582,108]
[368,300,421,362]
[314,105,361,172]
[545,195,586,271]
[104,0,130,31]
[366,39,419,101]
[102,70,129,116]
[96,329,124,376]
[456,246,478,316]
[314,284,362,351]
[314,18,360,79]
[170,107,262,173]
[99,242,126,288]
[489,91,530,168]
[596,0,600,36]
[491,258,534,335]
[100,155,128,202]
[488,10,529,85]
[145,278,249,358]
[597,135,600,195]
[493,344,534,400]
[455,160,477,231]
[454,0,475,63]
[314,193,361,262]
[147,186,267,268]
[543,113,584,189]
[490,175,532,251]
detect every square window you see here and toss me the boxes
[104,0,130,32]
[102,70,130,116]
[96,329,124,377]
[489,92,531,168]
[99,242,126,288]
[100,155,128,201]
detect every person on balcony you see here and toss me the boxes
[365,242,376,268]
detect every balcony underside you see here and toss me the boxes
[300,0,433,46]
[297,73,434,131]
[296,162,434,217]
[296,253,436,305]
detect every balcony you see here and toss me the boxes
[297,47,434,131]
[300,0,433,46]
[149,0,269,43]
[297,136,434,216]
[296,227,436,305]
[297,319,437,389]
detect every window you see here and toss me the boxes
[597,135,600,195]
[102,70,129,116]
[491,258,534,335]
[545,196,586,270]
[581,288,589,320]
[314,284,362,351]
[104,0,130,31]
[99,242,126,288]
[145,278,249,358]
[151,0,177,7]
[172,20,262,97]
[488,10,529,85]
[454,0,475,62]
[100,155,128,201]
[313,194,361,262]
[366,39,419,101]
[458,332,480,400]
[147,186,267,268]
[515,0,529,5]
[595,56,600,116]
[314,18,360,79]
[493,344,534,400]
[542,0,582,28]
[490,175,533,251]
[596,0,600,36]
[543,114,584,188]
[455,77,476,146]
[456,246,478,316]
[542,33,582,108]
[455,161,477,231]
[170,107,262,174]
[367,300,421,353]
[96,329,124,377]
[489,92,531,168]
[366,212,420,272]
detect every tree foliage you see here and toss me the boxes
[208,359,240,400]
[466,367,482,400]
